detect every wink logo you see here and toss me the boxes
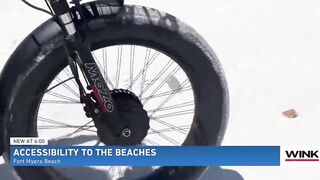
[281,146,320,166]
[285,150,319,161]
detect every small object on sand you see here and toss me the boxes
[282,109,298,118]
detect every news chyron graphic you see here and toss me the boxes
[9,139,320,167]
[10,138,280,167]
[281,146,320,166]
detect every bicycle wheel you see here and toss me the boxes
[2,2,229,180]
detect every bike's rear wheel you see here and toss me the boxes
[3,2,228,180]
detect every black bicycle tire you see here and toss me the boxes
[1,2,229,180]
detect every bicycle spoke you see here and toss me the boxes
[144,80,191,136]
[150,118,188,135]
[38,116,75,127]
[38,116,95,133]
[152,109,194,119]
[148,125,190,135]
[63,68,79,88]
[41,100,80,104]
[115,46,123,88]
[143,138,160,146]
[93,52,115,89]
[148,79,189,115]
[92,52,106,77]
[126,51,160,89]
[139,48,151,95]
[140,60,174,97]
[102,48,108,78]
[150,128,180,145]
[129,45,135,91]
[142,66,181,105]
[47,91,80,102]
[38,125,93,129]
[34,77,75,100]
[147,101,194,112]
[38,125,95,131]
[140,86,191,100]
[58,120,94,138]
[55,77,80,97]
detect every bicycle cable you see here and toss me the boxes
[20,0,54,16]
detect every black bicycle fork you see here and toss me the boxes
[47,0,128,137]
